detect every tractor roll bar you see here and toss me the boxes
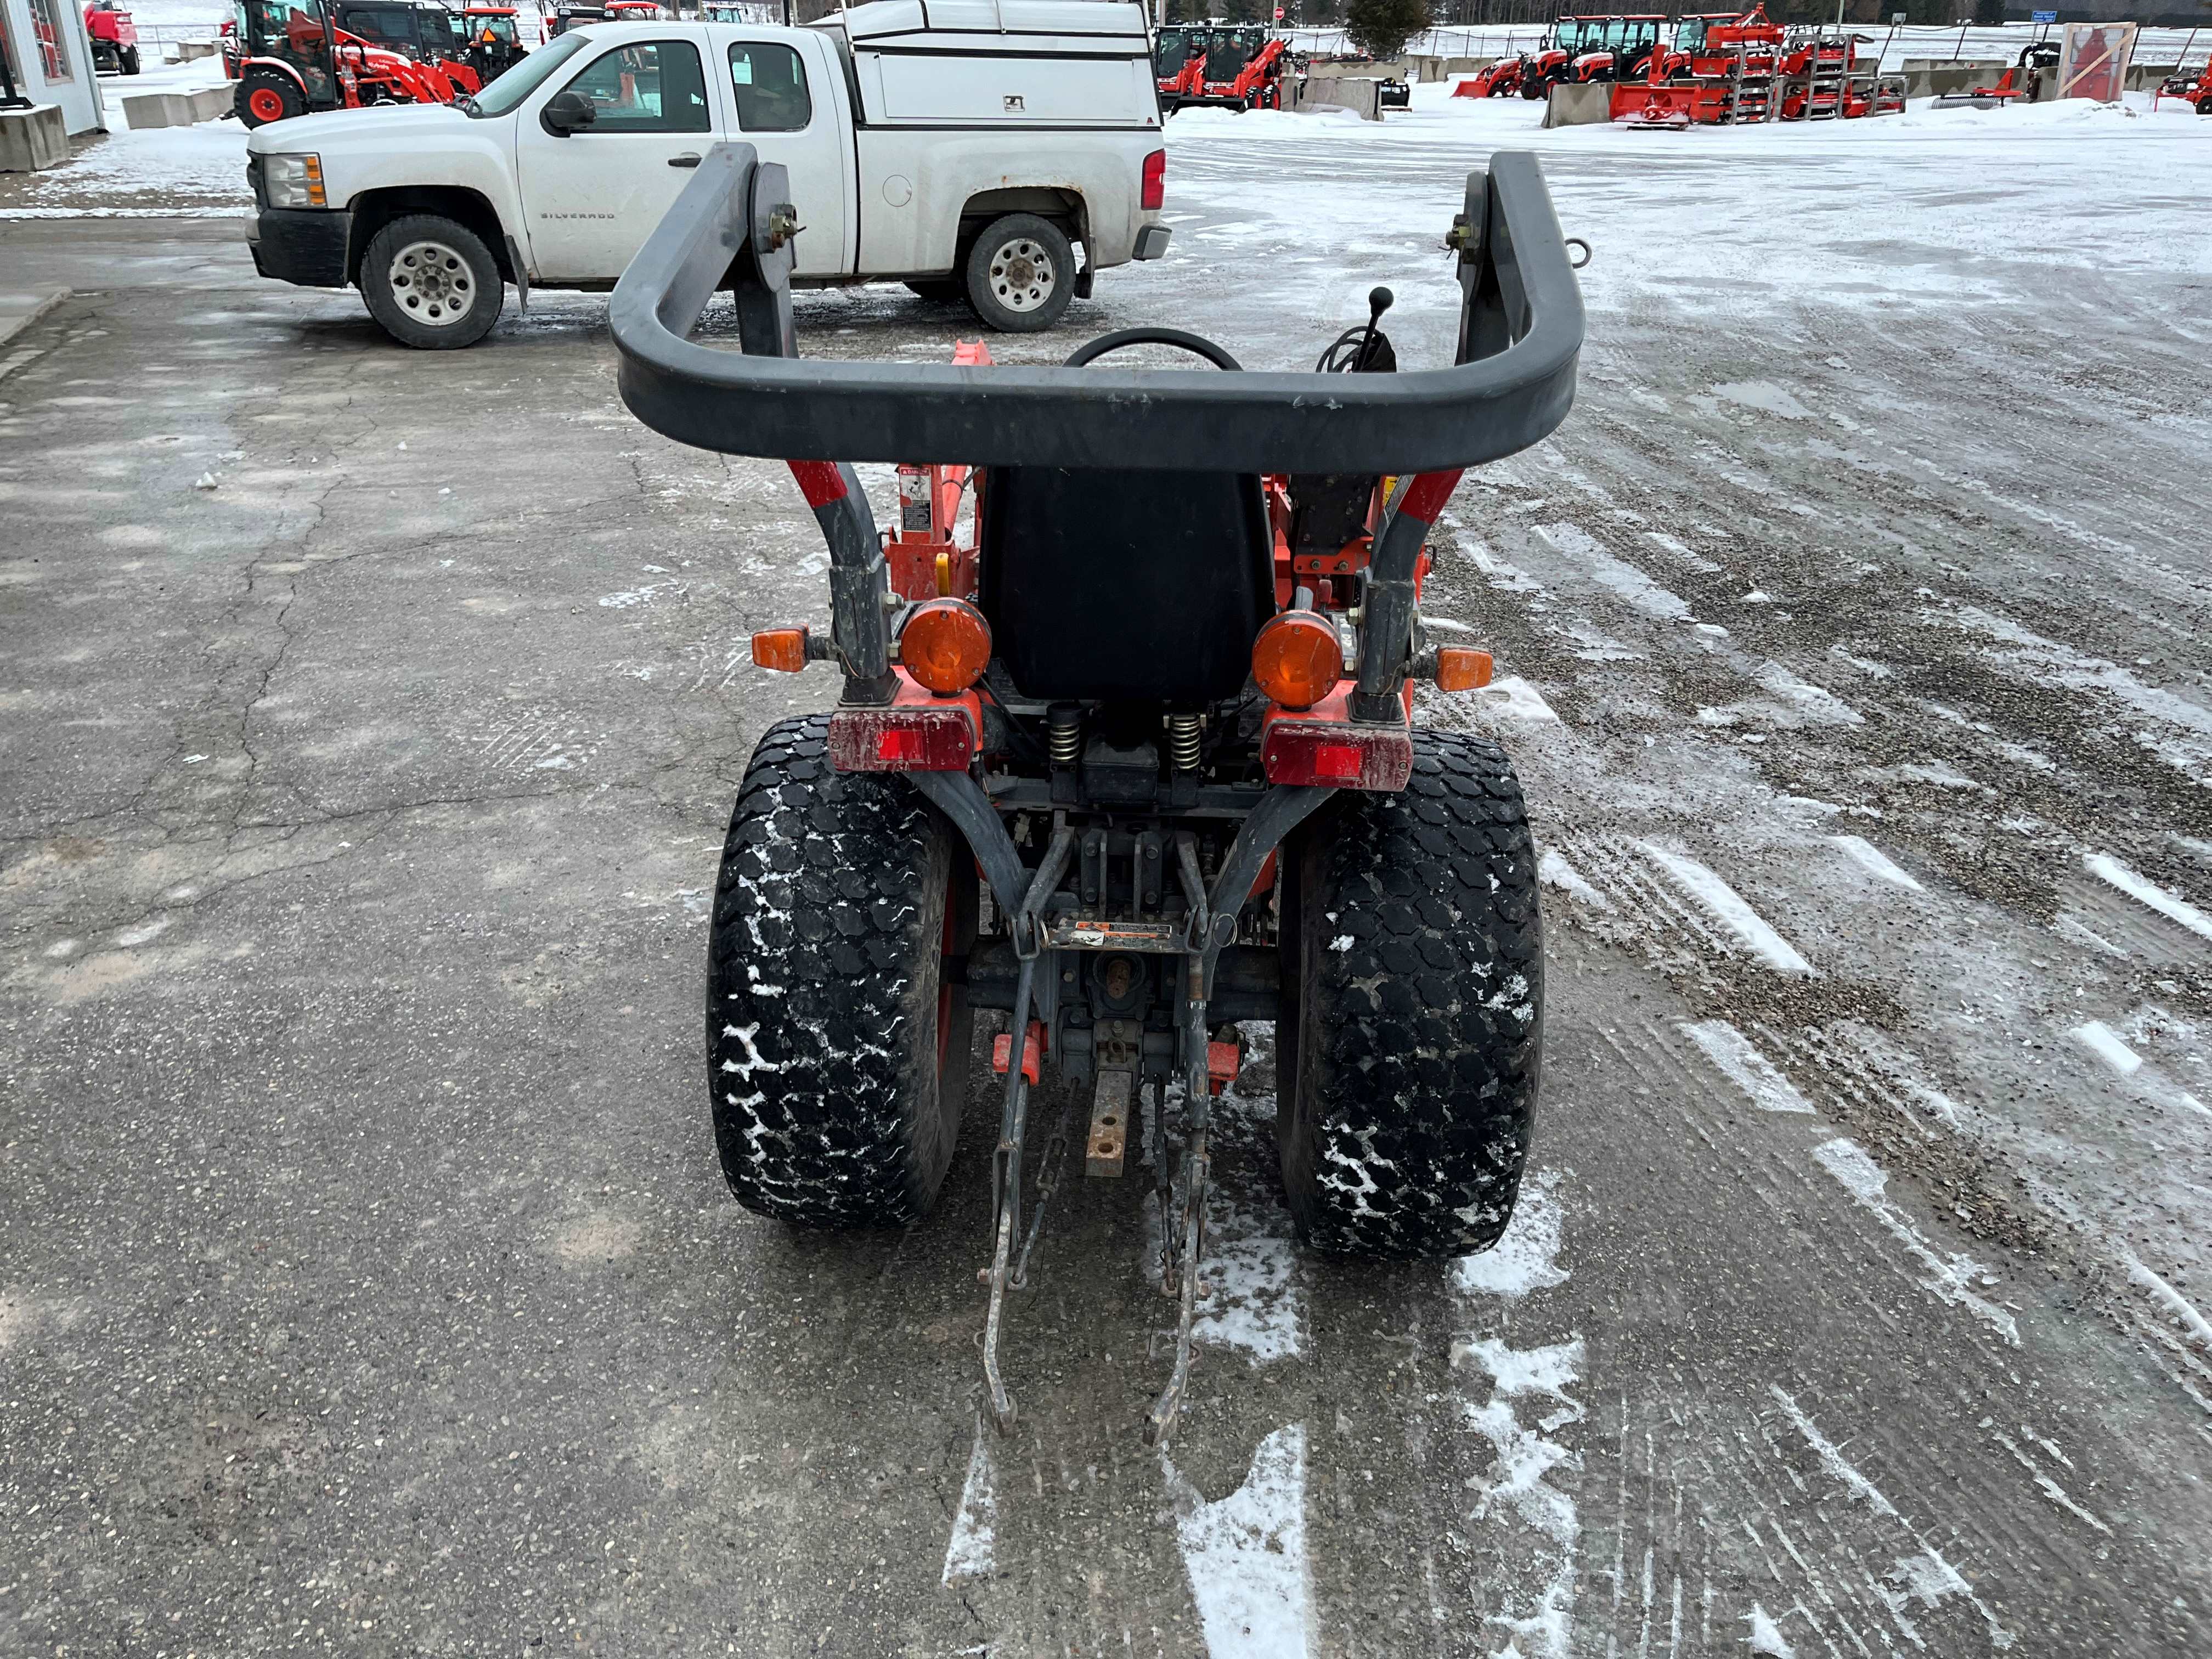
[609,145,1583,476]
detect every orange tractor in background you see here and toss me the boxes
[1153,24,1296,113]
[225,0,476,127]
[1607,5,1900,128]
[1457,14,1663,101]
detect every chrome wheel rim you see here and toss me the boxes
[387,240,475,328]
[986,237,1055,314]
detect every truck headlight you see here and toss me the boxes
[263,153,326,210]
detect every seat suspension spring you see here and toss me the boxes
[1048,704,1082,767]
[1165,713,1201,772]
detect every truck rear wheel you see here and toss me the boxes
[963,213,1075,334]
[1277,729,1544,1259]
[236,71,304,128]
[706,715,977,1228]
[359,215,504,349]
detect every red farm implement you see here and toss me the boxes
[226,0,474,128]
[2154,58,2212,114]
[84,2,141,75]
[1934,41,2060,108]
[607,144,1584,1442]
[1607,7,1900,128]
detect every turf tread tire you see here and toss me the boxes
[706,714,973,1228]
[1278,727,1543,1259]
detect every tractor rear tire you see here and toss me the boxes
[359,214,503,349]
[705,714,977,1228]
[1276,728,1543,1260]
[122,45,141,75]
[963,212,1075,334]
[236,71,304,128]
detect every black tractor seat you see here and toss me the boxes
[977,467,1273,706]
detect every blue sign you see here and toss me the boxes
[2032,9,2057,21]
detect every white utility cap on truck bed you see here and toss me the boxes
[825,0,1160,128]
[826,0,1152,47]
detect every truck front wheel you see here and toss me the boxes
[963,213,1075,334]
[359,215,504,349]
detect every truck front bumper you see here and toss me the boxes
[1132,224,1171,261]
[247,208,353,289]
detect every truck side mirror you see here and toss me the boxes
[541,90,597,135]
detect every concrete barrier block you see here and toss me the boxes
[1296,76,1383,121]
[122,92,184,129]
[0,103,70,171]
[1542,81,1612,128]
[123,86,231,129]
[178,40,219,60]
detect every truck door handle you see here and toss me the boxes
[668,153,701,168]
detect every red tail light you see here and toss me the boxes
[1141,149,1166,212]
[827,707,976,772]
[1262,721,1413,791]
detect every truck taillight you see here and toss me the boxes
[827,707,976,773]
[1262,722,1413,791]
[1141,149,1166,212]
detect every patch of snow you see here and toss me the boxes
[1715,381,1814,421]
[1163,1423,1313,1659]
[1831,835,1924,893]
[2069,1021,2141,1076]
[1635,843,1814,977]
[2084,853,2212,943]
[1454,1169,1567,1300]
[940,1417,996,1584]
[1537,849,1611,911]
[1743,1605,1798,1657]
[1536,522,1692,623]
[1681,1020,1815,1115]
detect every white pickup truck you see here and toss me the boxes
[244,0,1171,348]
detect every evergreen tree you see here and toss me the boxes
[1345,0,1429,62]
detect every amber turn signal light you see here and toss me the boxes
[1251,611,1344,710]
[752,627,809,673]
[1435,647,1493,691]
[900,597,992,694]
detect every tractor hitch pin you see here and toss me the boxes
[980,823,1076,1435]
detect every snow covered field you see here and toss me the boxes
[2,60,2210,1659]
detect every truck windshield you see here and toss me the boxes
[466,26,585,112]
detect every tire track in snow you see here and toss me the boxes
[1634,842,1815,977]
[1448,1169,1582,1657]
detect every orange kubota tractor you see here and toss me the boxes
[1154,23,1294,114]
[608,144,1584,1444]
[1520,13,1666,99]
[226,0,473,127]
